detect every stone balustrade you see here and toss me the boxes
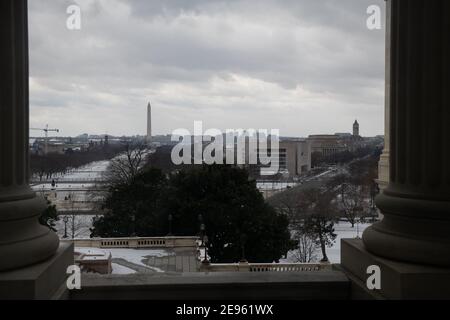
[62,236,199,250]
[199,262,331,273]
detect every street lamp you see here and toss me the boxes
[63,216,69,239]
[198,218,210,264]
[200,222,206,245]
[202,235,209,265]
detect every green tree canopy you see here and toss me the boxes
[166,165,294,263]
[91,165,294,263]
[91,168,169,238]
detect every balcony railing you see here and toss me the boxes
[200,262,331,273]
[62,236,199,249]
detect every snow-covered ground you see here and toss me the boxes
[283,222,371,264]
[32,160,110,183]
[56,215,371,264]
[32,160,110,197]
[101,248,174,267]
[111,263,137,275]
[33,160,110,222]
[42,160,372,266]
[327,222,370,263]
[76,247,175,274]
[55,215,96,239]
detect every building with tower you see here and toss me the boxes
[308,120,364,157]
[353,120,360,136]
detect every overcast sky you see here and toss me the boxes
[29,0,385,138]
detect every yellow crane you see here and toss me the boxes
[30,124,60,155]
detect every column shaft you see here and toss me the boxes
[0,0,59,271]
[364,0,450,267]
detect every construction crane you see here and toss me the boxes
[30,124,60,155]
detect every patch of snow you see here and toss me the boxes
[111,263,137,275]
[105,248,173,266]
[75,247,173,273]
[327,222,370,264]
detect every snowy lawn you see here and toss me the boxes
[103,248,174,267]
[75,247,174,274]
[327,222,371,263]
[111,263,137,275]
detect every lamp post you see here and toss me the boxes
[200,221,205,239]
[198,218,210,264]
[63,216,69,239]
[202,235,209,265]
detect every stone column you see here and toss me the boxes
[377,0,391,191]
[363,0,450,267]
[0,0,59,271]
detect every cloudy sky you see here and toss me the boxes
[29,0,386,138]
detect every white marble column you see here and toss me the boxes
[0,0,59,271]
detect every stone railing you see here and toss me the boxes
[199,262,331,273]
[62,236,199,249]
[72,271,350,300]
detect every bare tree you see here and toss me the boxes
[104,142,149,186]
[61,191,92,239]
[328,173,370,227]
[339,183,368,227]
[295,188,338,262]
[292,232,319,263]
[270,185,338,263]
[268,188,303,223]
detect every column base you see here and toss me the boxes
[0,193,61,271]
[341,239,450,299]
[363,191,450,267]
[0,243,74,300]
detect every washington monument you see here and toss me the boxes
[147,102,152,143]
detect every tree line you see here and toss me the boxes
[30,144,127,181]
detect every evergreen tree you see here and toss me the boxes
[40,200,59,232]
[92,165,295,263]
[165,165,295,263]
[91,168,168,238]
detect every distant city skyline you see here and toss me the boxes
[28,0,385,138]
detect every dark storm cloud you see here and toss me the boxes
[28,0,385,137]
